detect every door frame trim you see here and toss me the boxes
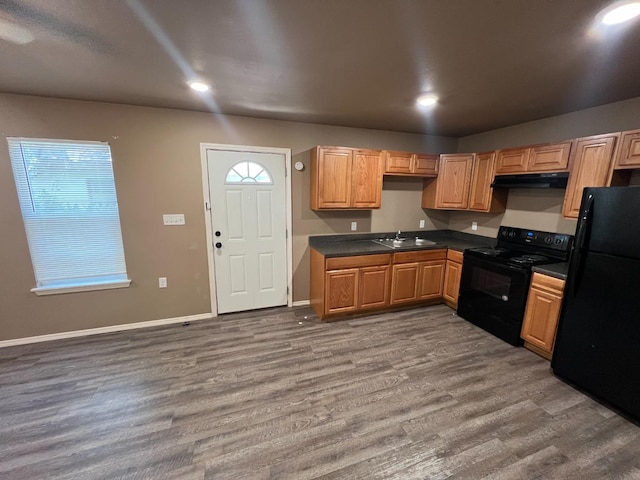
[200,143,293,316]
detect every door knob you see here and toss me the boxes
[215,242,222,248]
[215,231,221,237]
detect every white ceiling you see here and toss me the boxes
[1,0,639,136]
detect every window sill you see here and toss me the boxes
[31,279,132,296]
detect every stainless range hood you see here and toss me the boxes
[491,172,569,189]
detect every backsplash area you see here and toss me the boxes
[447,189,578,237]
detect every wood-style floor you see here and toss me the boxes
[1,305,639,479]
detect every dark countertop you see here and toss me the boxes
[532,262,569,280]
[309,230,496,258]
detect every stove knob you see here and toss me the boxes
[508,231,515,238]
[544,235,553,244]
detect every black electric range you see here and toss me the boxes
[457,226,573,346]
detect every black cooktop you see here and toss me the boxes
[465,226,574,269]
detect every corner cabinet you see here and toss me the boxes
[422,154,474,210]
[562,133,619,218]
[521,273,565,360]
[468,151,507,212]
[310,146,383,210]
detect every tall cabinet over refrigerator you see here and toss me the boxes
[552,186,640,423]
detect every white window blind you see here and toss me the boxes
[8,138,130,294]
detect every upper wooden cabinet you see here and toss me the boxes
[422,154,474,210]
[384,151,438,176]
[495,142,572,175]
[562,133,619,218]
[614,129,640,168]
[310,146,382,210]
[468,151,507,213]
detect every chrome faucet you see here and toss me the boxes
[395,230,402,240]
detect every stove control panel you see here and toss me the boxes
[498,226,573,253]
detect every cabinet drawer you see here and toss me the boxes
[446,249,463,263]
[326,253,391,270]
[530,272,565,294]
[393,249,446,263]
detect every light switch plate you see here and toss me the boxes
[159,277,167,288]
[351,222,357,231]
[419,220,425,229]
[472,221,478,231]
[163,214,185,225]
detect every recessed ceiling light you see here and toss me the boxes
[601,2,640,25]
[0,18,34,44]
[188,81,210,92]
[416,94,439,107]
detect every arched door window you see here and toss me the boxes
[224,161,273,184]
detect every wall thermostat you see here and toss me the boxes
[294,161,304,171]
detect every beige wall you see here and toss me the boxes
[0,93,456,341]
[452,96,640,237]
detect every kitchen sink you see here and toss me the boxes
[371,238,437,249]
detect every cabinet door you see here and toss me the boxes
[528,142,572,172]
[413,154,439,176]
[468,152,497,212]
[521,274,565,359]
[325,269,359,314]
[351,150,383,208]
[314,148,352,209]
[615,129,640,168]
[435,154,473,209]
[495,148,530,174]
[443,260,462,308]
[418,260,445,300]
[384,151,413,174]
[390,263,420,304]
[562,134,618,218]
[358,265,390,310]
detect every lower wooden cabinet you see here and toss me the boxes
[310,247,448,319]
[358,265,390,309]
[390,250,446,305]
[520,273,566,360]
[442,249,463,309]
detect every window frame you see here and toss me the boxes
[7,137,131,296]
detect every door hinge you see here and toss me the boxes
[205,201,211,211]
[287,286,290,294]
[285,229,288,239]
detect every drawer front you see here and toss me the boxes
[394,249,447,264]
[326,253,391,270]
[530,272,565,294]
[447,249,464,263]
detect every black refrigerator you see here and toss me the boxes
[552,186,640,423]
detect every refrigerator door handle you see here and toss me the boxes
[575,193,594,251]
[571,193,594,298]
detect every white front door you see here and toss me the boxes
[206,149,288,314]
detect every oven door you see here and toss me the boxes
[457,254,531,346]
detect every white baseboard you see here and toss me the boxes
[0,313,213,349]
[292,300,310,307]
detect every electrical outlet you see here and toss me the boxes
[472,222,478,231]
[351,222,357,231]
[159,277,167,288]
[419,220,425,229]
[163,214,185,225]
